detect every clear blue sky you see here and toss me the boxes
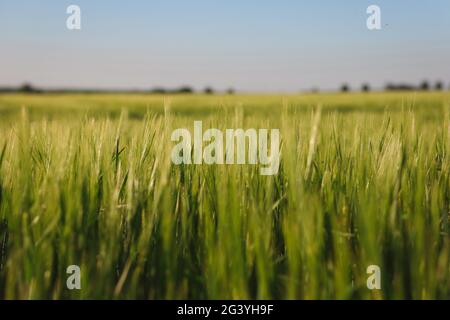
[1,0,449,92]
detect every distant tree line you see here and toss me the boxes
[0,83,43,93]
[1,81,449,94]
[0,83,236,95]
[338,80,446,93]
[146,86,235,94]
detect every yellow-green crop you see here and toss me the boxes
[0,92,449,299]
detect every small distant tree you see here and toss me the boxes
[435,81,443,91]
[420,81,430,91]
[176,86,194,94]
[19,82,36,93]
[361,83,371,92]
[226,88,235,95]
[150,87,167,94]
[385,83,416,91]
[340,83,350,92]
[204,87,214,94]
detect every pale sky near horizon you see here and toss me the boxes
[0,0,449,92]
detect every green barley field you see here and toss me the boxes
[0,91,449,299]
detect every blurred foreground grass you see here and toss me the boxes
[0,92,449,299]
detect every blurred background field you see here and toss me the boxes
[0,92,449,299]
[0,91,449,120]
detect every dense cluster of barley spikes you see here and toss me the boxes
[0,93,449,299]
